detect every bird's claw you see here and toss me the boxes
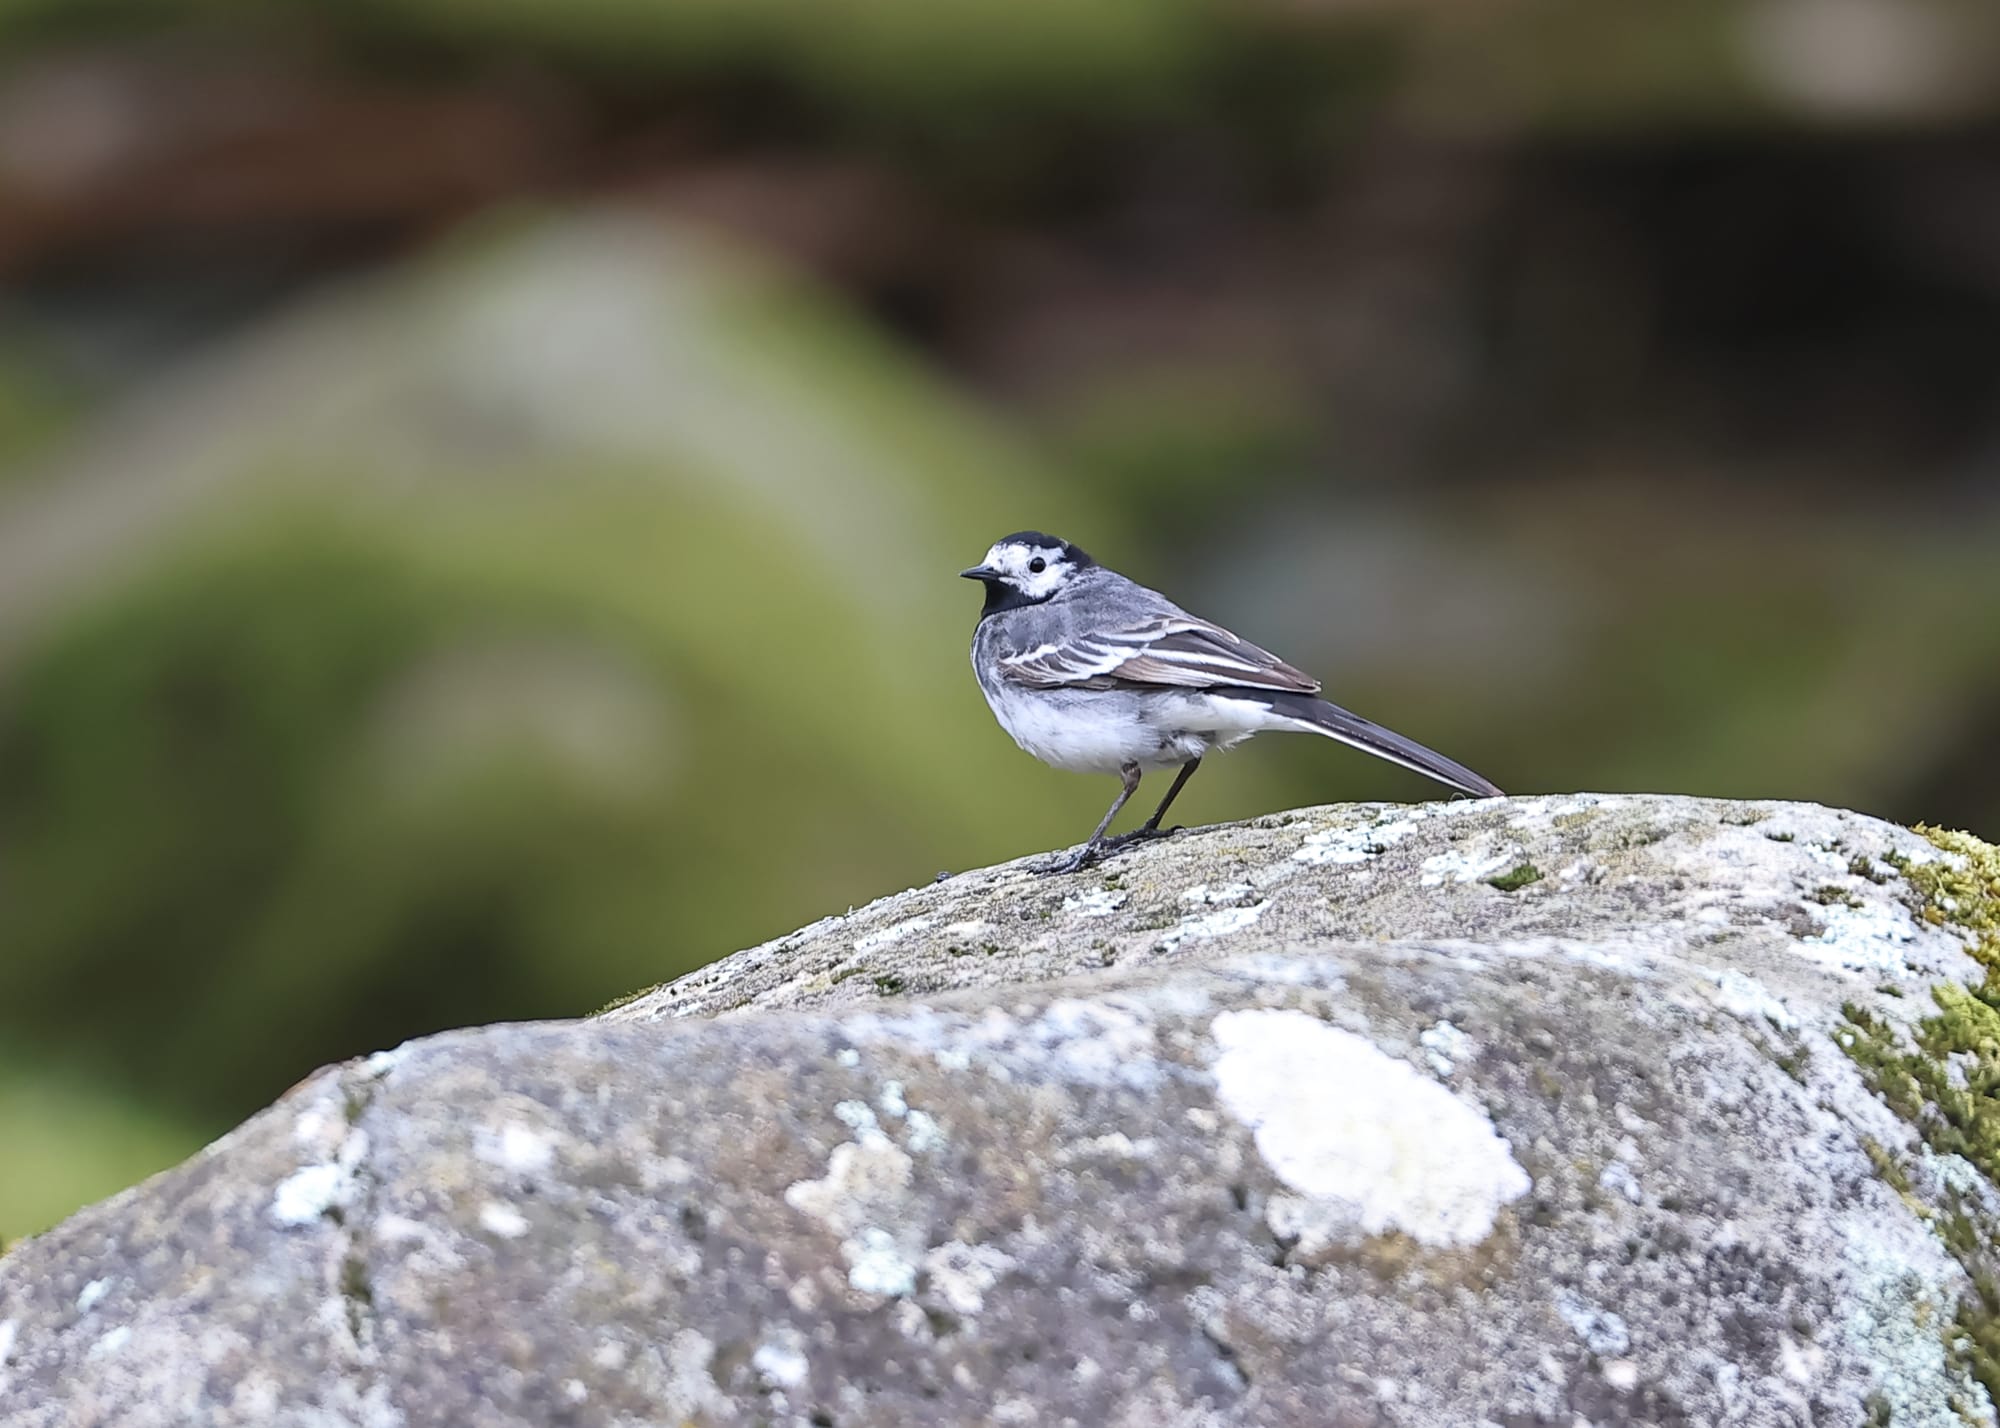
[1039,846,1102,876]
[1102,825,1181,852]
[1036,824,1184,876]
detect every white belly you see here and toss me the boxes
[980,682,1281,775]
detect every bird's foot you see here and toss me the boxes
[1037,825,1183,875]
[1037,844,1104,876]
[1101,824,1182,852]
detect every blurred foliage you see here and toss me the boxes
[364,0,1218,117]
[0,0,1251,129]
[0,1058,199,1240]
[1052,364,1320,549]
[0,343,76,477]
[2,0,1993,141]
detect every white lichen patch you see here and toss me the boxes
[291,1105,336,1149]
[1057,1132,1157,1163]
[1838,1217,1978,1428]
[833,1100,886,1144]
[854,916,935,953]
[375,1214,428,1244]
[270,1163,348,1228]
[933,1044,973,1074]
[1061,889,1127,918]
[1211,1009,1530,1248]
[1599,1161,1643,1205]
[1698,967,1798,1031]
[1294,815,1425,866]
[1180,882,1254,906]
[1265,1194,1352,1258]
[477,1202,530,1239]
[752,1339,810,1390]
[840,991,1178,1091]
[1219,951,1346,990]
[1796,899,1922,976]
[1800,839,1863,873]
[86,1326,129,1360]
[474,1122,556,1176]
[905,1109,947,1154]
[1019,998,1162,1086]
[924,1241,1015,1315]
[1556,1290,1632,1356]
[641,1329,732,1423]
[843,1226,918,1297]
[1418,846,1520,888]
[1419,1020,1471,1077]
[75,1279,110,1314]
[1159,903,1265,949]
[360,1046,406,1080]
[1504,792,1621,832]
[1918,1146,1989,1201]
[271,1099,370,1229]
[1602,1359,1640,1391]
[784,1105,926,1299]
[785,1140,914,1235]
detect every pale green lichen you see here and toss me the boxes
[1836,824,2000,1411]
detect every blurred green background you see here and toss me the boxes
[3,0,2000,1238]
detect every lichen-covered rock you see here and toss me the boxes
[3,793,1998,1426]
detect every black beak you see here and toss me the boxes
[960,565,1000,581]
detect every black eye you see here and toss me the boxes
[1029,557,1047,573]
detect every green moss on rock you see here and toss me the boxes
[1485,862,1543,893]
[594,983,664,1016]
[1837,824,2000,1411]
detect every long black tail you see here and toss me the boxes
[1253,690,1504,799]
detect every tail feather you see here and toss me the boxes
[1251,690,1504,799]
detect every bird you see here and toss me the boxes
[962,531,1504,873]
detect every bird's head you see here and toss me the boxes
[960,532,1095,615]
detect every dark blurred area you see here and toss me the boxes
[3,0,1999,1236]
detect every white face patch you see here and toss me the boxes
[982,541,1070,602]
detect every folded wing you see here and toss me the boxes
[1000,614,1321,695]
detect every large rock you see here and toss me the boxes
[3,793,1998,1426]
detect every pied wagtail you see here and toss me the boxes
[963,531,1504,873]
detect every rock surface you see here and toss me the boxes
[3,793,1998,1426]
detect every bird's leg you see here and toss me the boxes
[1045,763,1142,874]
[1142,757,1200,831]
[1101,757,1201,851]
